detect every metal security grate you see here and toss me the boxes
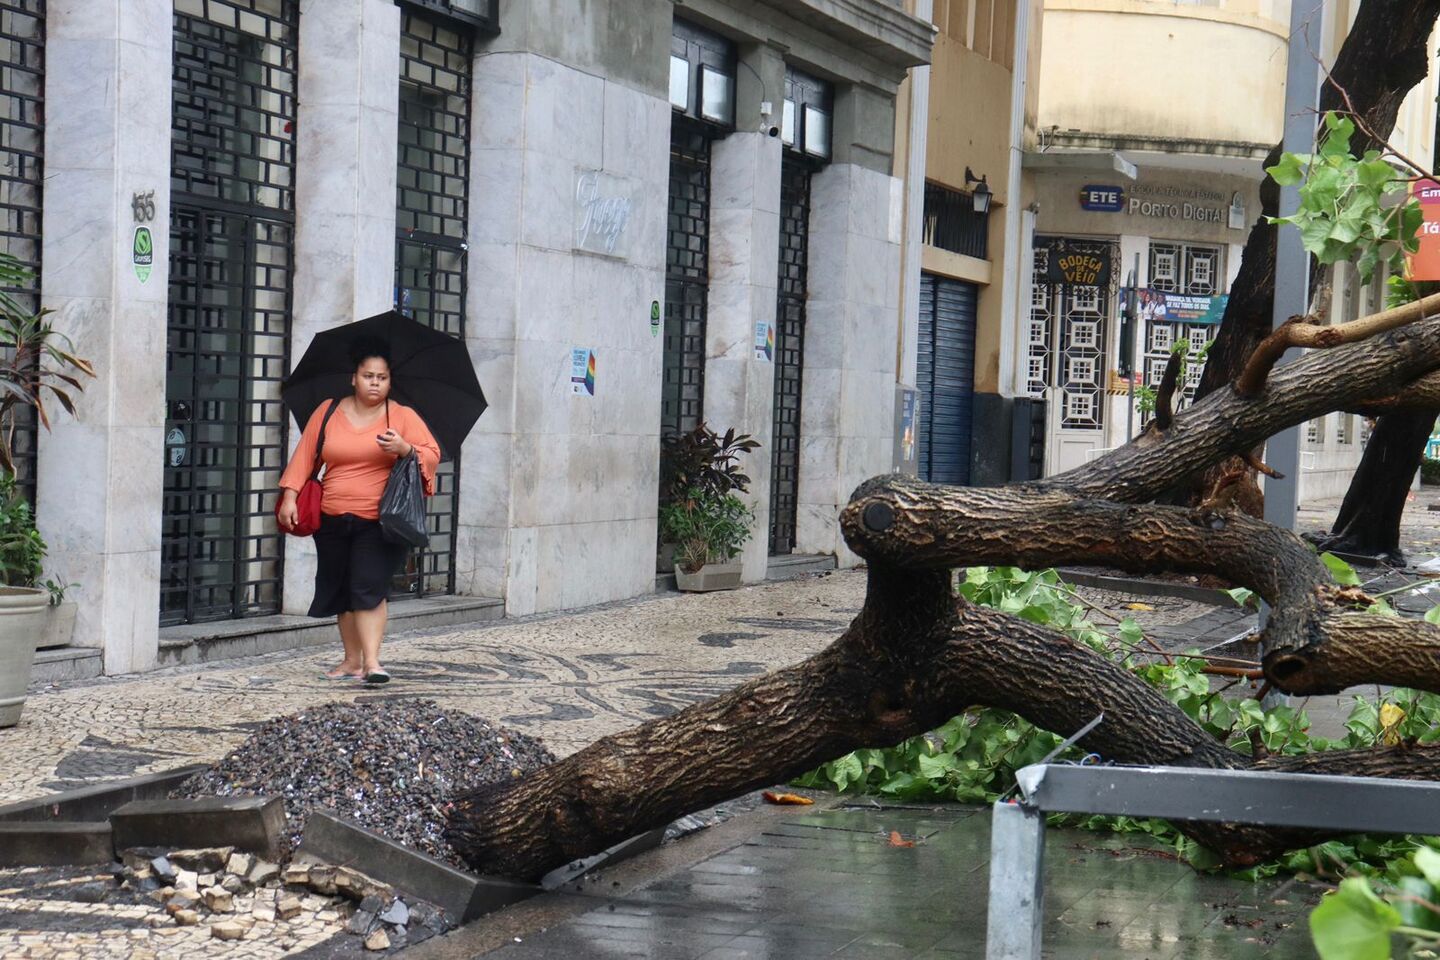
[164,0,297,626]
[661,119,713,439]
[1145,241,1221,417]
[172,0,298,211]
[1027,237,1117,431]
[0,0,42,504]
[922,182,988,260]
[768,157,813,556]
[392,10,471,599]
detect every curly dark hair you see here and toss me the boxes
[348,334,391,371]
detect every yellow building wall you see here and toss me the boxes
[1038,0,1289,147]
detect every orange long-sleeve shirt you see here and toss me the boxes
[280,400,441,521]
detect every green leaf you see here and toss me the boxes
[1395,876,1440,933]
[1417,847,1440,888]
[1425,606,1440,626]
[1226,587,1257,610]
[1309,877,1401,960]
[1267,154,1308,187]
[830,753,864,791]
[1321,552,1362,586]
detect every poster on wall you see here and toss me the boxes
[1040,237,1113,287]
[570,348,596,396]
[1407,180,1440,281]
[754,321,773,362]
[1137,290,1229,325]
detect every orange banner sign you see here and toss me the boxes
[1406,180,1440,282]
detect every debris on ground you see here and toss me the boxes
[172,699,555,866]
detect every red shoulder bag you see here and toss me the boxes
[278,399,341,537]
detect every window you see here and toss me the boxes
[782,67,832,160]
[670,20,735,128]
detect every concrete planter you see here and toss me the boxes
[674,561,742,592]
[0,586,50,727]
[37,601,78,651]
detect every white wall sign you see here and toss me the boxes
[574,169,637,258]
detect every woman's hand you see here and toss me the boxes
[377,429,414,458]
[277,489,300,530]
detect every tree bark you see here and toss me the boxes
[444,311,1440,879]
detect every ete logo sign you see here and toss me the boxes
[1079,185,1125,213]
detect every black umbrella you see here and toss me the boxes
[282,310,487,458]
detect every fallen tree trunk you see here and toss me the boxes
[445,306,1440,883]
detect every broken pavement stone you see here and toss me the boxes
[221,875,248,895]
[346,910,375,936]
[307,865,337,895]
[174,869,198,890]
[168,847,233,872]
[275,896,303,920]
[364,929,391,951]
[248,859,279,886]
[211,920,246,941]
[149,856,176,882]
[172,910,200,927]
[201,888,233,912]
[378,899,409,927]
[225,852,254,876]
[281,863,310,885]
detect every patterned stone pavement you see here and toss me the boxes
[3,573,862,806]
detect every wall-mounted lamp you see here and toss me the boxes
[965,167,992,215]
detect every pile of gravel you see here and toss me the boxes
[173,700,555,868]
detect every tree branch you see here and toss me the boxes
[1154,352,1182,431]
[1235,292,1440,397]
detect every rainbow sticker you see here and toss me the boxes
[570,348,597,396]
[754,321,773,362]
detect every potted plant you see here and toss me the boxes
[0,253,94,726]
[657,423,760,592]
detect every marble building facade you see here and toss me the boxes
[28,0,930,674]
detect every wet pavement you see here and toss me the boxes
[461,804,1322,960]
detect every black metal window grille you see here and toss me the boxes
[0,0,42,504]
[392,10,471,599]
[768,157,813,556]
[163,0,297,626]
[398,0,499,35]
[923,182,989,260]
[172,0,298,212]
[661,118,713,440]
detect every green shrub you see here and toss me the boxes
[658,489,754,572]
[1420,457,1440,486]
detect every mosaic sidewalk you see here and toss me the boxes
[2,573,862,806]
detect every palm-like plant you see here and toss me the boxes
[0,253,94,476]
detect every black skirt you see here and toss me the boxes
[309,513,407,617]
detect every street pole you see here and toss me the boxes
[1261,0,1328,708]
[1264,0,1328,534]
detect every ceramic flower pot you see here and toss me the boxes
[674,561,742,592]
[0,586,50,727]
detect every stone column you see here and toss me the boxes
[37,0,172,675]
[283,0,401,614]
[798,147,905,563]
[460,45,671,616]
[702,43,784,583]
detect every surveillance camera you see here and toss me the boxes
[765,125,780,138]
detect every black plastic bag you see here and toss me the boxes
[379,453,429,548]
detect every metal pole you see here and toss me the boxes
[1263,0,1328,533]
[985,800,1047,960]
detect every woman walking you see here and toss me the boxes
[278,336,440,683]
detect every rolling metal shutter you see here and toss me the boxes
[917,274,977,486]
